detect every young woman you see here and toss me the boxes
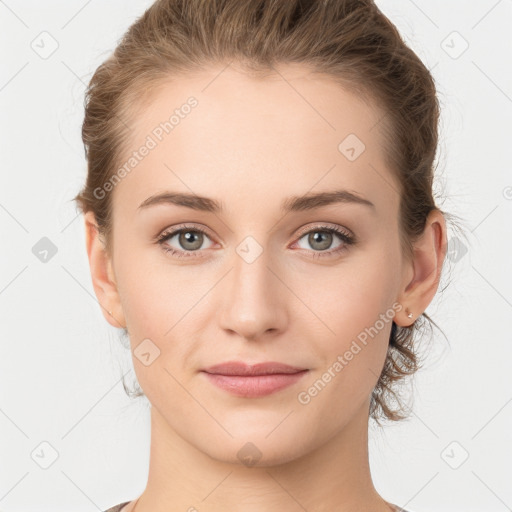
[75,0,448,510]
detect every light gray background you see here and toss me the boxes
[1,1,511,511]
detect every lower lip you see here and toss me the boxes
[202,370,309,398]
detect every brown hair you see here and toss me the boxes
[74,0,453,423]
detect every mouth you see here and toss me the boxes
[201,361,309,397]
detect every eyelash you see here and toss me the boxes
[155,223,356,260]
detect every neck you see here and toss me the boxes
[132,398,394,512]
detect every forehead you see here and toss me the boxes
[112,63,398,217]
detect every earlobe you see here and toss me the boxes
[395,209,447,327]
[84,211,126,329]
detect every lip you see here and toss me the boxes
[201,361,309,398]
[203,361,308,376]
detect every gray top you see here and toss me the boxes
[103,501,411,512]
[104,502,130,512]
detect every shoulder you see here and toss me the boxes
[103,501,131,512]
[389,504,414,512]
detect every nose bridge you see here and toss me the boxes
[218,236,286,339]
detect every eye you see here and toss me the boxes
[156,224,214,258]
[292,224,356,259]
[155,223,356,260]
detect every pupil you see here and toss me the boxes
[310,231,331,250]
[181,231,202,250]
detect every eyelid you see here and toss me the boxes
[294,222,354,241]
[154,223,216,243]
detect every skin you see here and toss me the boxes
[84,63,447,512]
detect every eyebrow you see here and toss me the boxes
[137,189,376,214]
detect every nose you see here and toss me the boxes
[217,243,288,341]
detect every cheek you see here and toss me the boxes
[302,246,399,394]
[308,247,399,341]
[112,247,210,384]
[114,243,203,333]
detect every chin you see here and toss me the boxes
[194,428,313,469]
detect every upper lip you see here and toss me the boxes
[202,361,308,376]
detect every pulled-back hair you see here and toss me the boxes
[74,0,451,423]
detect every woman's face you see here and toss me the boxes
[98,64,413,464]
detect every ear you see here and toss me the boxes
[84,211,126,329]
[395,209,448,326]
